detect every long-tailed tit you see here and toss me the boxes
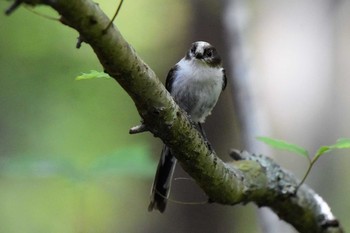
[148,41,227,212]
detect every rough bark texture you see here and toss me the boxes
[6,1,344,232]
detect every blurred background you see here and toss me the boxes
[0,0,349,232]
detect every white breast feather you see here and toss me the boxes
[171,58,223,123]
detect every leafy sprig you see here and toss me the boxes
[257,137,350,188]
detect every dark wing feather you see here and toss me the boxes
[165,65,179,93]
[222,68,227,91]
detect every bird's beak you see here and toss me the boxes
[195,52,203,59]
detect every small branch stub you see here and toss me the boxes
[129,124,148,134]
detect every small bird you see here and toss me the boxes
[148,41,227,212]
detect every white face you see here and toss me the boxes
[193,41,211,55]
[185,41,222,68]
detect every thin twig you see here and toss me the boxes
[103,0,124,33]
[5,0,22,15]
[24,5,59,21]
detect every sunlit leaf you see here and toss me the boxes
[314,138,350,160]
[257,136,309,158]
[330,138,350,149]
[315,146,331,159]
[76,70,111,80]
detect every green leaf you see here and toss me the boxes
[75,70,111,80]
[315,146,331,158]
[330,138,350,149]
[257,136,309,158]
[314,138,350,159]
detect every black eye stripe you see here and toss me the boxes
[191,43,197,53]
[204,48,214,57]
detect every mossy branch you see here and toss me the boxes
[5,1,344,232]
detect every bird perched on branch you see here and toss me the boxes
[148,41,227,212]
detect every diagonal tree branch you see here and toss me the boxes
[5,1,344,232]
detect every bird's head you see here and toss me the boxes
[185,41,222,68]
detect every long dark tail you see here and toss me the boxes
[148,145,177,212]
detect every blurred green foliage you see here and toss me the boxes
[0,0,189,232]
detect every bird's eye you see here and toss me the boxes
[204,49,213,57]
